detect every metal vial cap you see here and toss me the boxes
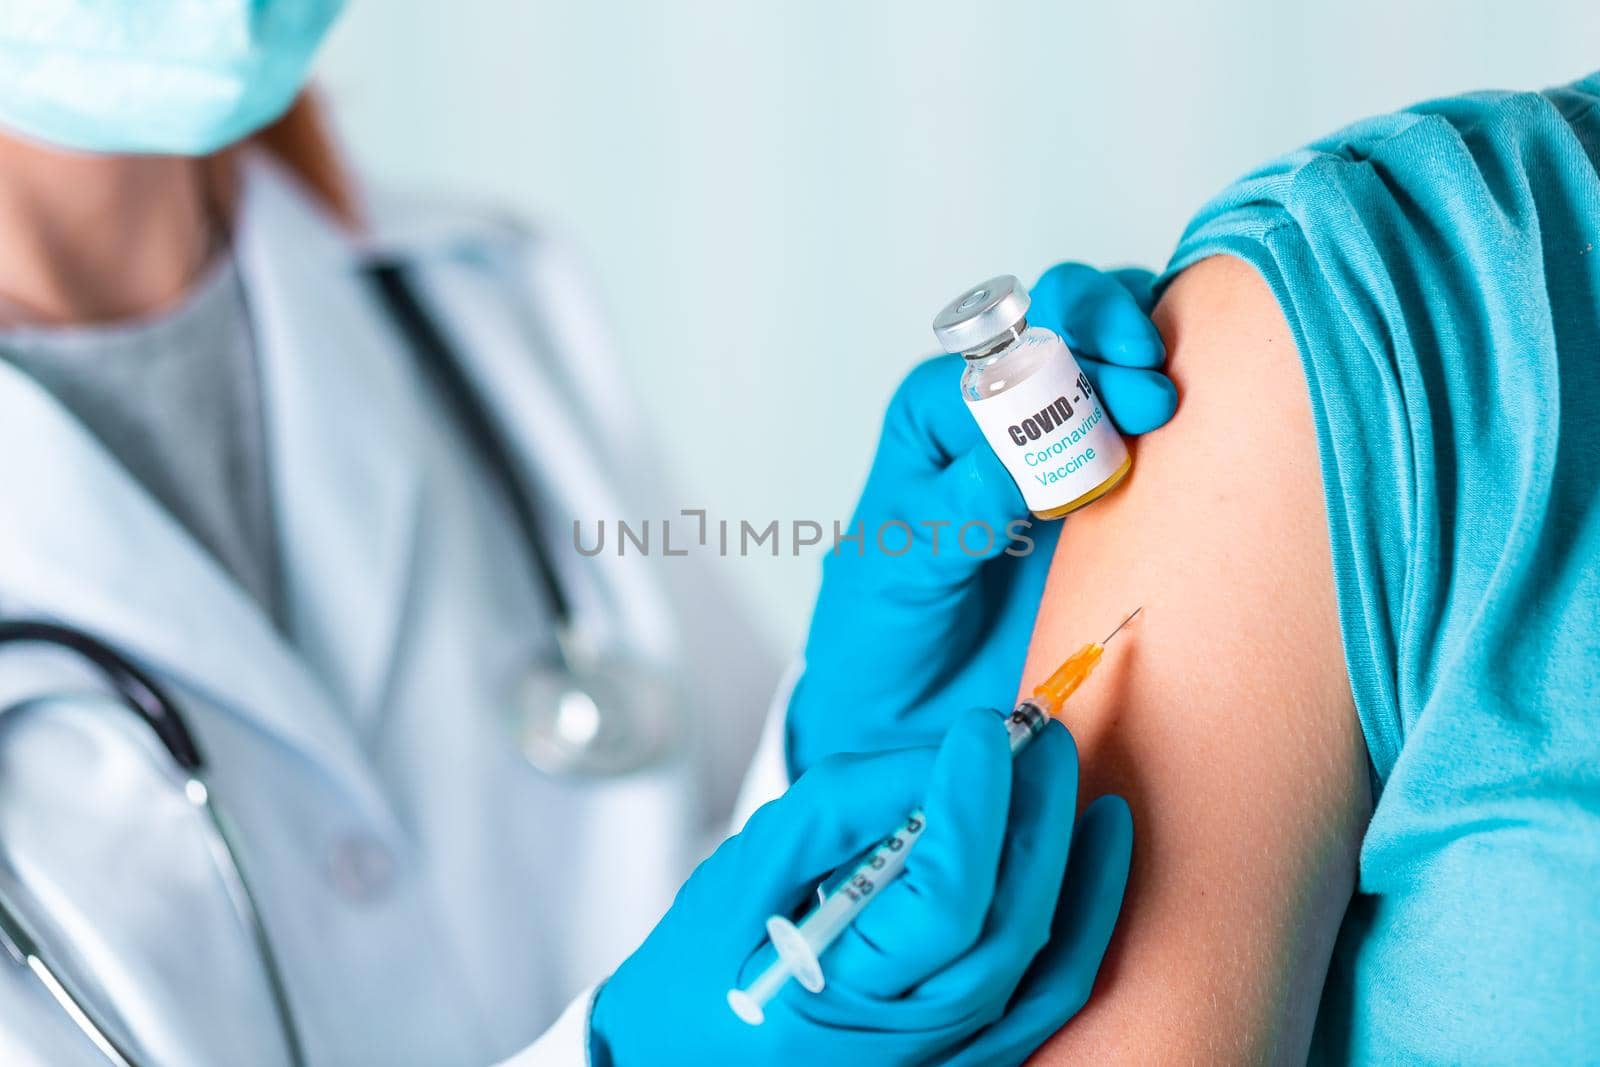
[932,274,1031,355]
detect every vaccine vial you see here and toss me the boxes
[933,274,1131,519]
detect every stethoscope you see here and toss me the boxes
[0,620,304,1067]
[0,261,684,1063]
[369,263,683,777]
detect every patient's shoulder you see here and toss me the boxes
[1025,254,1368,1064]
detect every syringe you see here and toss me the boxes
[726,608,1142,1025]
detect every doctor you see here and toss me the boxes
[0,3,1179,1065]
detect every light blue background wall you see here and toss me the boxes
[319,1,1599,650]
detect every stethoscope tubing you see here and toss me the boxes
[367,263,574,625]
[0,622,306,1067]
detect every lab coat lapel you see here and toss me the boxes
[232,153,425,733]
[0,360,396,827]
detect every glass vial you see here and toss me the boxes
[933,274,1131,519]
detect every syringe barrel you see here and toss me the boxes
[800,807,925,951]
[1004,701,1049,753]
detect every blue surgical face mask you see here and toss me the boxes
[0,0,347,156]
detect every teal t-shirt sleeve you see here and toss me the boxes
[1154,77,1600,1062]
[1158,85,1600,786]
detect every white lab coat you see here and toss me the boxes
[0,153,786,1066]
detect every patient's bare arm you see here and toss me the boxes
[1024,256,1370,1064]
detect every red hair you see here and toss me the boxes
[243,90,363,230]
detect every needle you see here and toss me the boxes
[1100,605,1143,645]
[1032,606,1145,713]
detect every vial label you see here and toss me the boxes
[965,342,1128,514]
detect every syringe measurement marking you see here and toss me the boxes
[841,813,924,903]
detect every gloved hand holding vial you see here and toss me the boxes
[787,264,1177,774]
[936,274,1139,518]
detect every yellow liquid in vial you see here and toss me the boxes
[1030,452,1133,520]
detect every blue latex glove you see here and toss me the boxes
[788,263,1175,773]
[590,708,1133,1067]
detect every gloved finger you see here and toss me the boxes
[856,445,1028,584]
[840,398,1031,586]
[709,744,940,932]
[867,354,983,481]
[1107,266,1158,315]
[888,721,1081,1028]
[929,444,1028,539]
[1079,359,1178,436]
[823,708,1013,996]
[940,794,1134,1067]
[1029,262,1165,369]
[847,362,1036,574]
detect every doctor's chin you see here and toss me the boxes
[0,3,1593,1066]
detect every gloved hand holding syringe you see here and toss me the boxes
[728,607,1143,1025]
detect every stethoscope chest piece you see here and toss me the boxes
[511,641,683,777]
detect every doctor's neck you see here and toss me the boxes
[0,131,223,327]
